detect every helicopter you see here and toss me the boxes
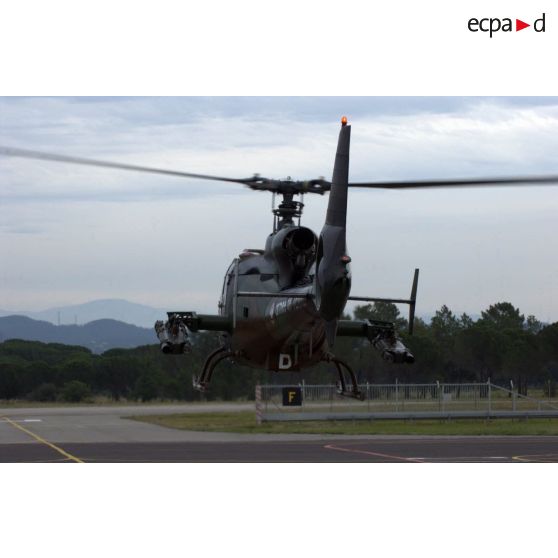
[2,116,558,399]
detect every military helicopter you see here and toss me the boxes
[3,116,558,399]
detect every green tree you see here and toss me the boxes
[431,305,462,340]
[402,333,443,382]
[538,323,558,363]
[58,356,95,386]
[525,315,543,334]
[95,355,142,400]
[500,329,539,395]
[61,380,92,402]
[429,305,467,381]
[134,373,160,402]
[354,302,407,330]
[459,313,474,329]
[29,382,58,402]
[0,363,24,399]
[479,302,524,330]
[454,323,505,382]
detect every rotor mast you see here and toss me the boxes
[272,189,304,231]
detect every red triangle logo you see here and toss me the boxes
[516,19,530,31]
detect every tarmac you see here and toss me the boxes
[1,403,557,462]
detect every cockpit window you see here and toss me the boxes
[220,260,237,311]
[245,267,260,275]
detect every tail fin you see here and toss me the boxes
[408,268,419,334]
[316,119,352,330]
[325,120,351,227]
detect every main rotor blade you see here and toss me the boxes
[5,145,558,192]
[349,175,558,189]
[0,146,254,186]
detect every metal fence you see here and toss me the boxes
[257,381,558,421]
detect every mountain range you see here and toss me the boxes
[0,299,481,355]
[0,315,156,354]
[0,299,166,329]
[0,298,476,332]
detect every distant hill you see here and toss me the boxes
[0,298,482,331]
[0,315,157,353]
[0,299,167,328]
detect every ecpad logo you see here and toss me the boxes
[468,13,546,37]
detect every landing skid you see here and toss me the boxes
[192,346,234,392]
[322,353,365,401]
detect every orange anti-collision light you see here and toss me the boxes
[341,255,351,264]
[341,116,348,126]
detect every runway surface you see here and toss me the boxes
[1,404,557,462]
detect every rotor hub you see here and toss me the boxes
[272,193,305,230]
[245,176,330,195]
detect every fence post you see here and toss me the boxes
[255,383,262,425]
[473,384,481,411]
[488,378,492,417]
[366,382,370,412]
[396,378,399,412]
[437,380,441,412]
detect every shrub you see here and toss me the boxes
[61,380,92,402]
[29,382,58,401]
[134,374,159,402]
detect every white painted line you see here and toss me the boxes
[1,418,43,423]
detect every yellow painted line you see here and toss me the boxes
[513,453,558,463]
[1,415,84,463]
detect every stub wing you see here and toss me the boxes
[348,269,419,334]
[155,311,232,354]
[337,319,414,363]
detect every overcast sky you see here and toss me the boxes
[1,96,558,321]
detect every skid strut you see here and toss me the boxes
[323,353,364,400]
[193,346,235,392]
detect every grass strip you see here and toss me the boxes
[129,411,558,436]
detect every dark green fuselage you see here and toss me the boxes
[219,226,345,371]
